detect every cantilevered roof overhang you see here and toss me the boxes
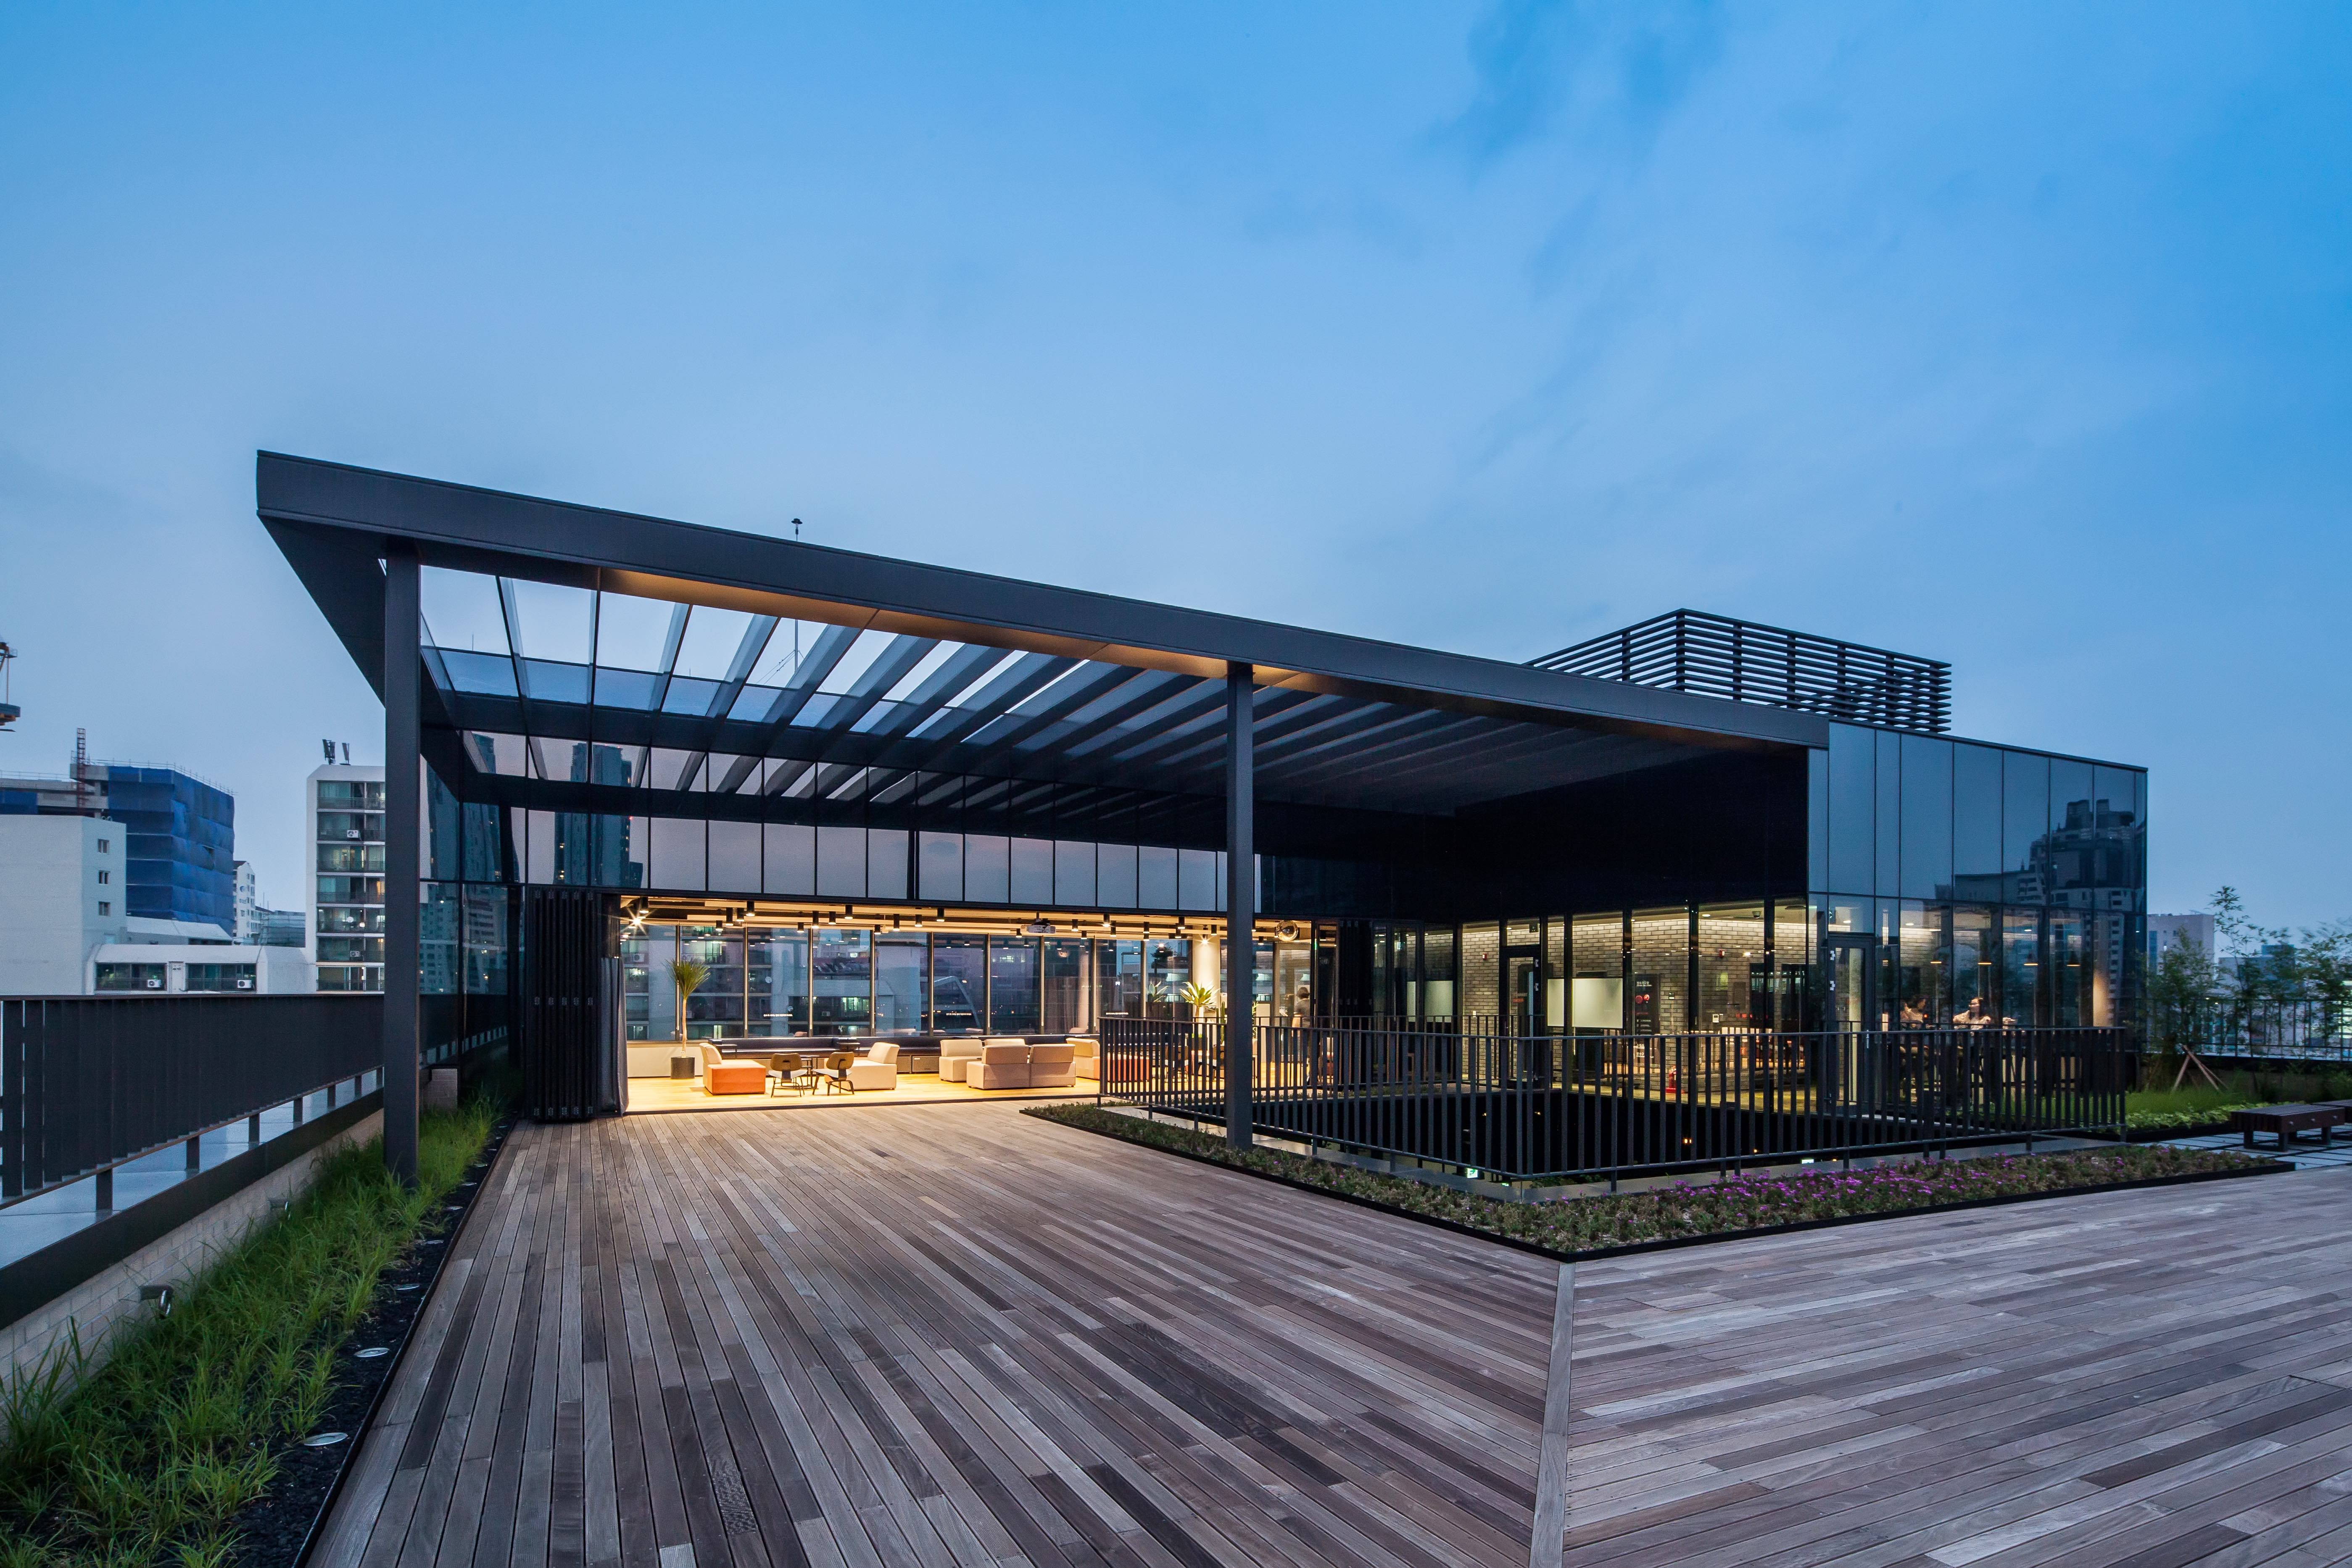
[259,453,1825,818]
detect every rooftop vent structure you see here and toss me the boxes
[1531,609,1951,735]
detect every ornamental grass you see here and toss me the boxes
[0,1095,499,1568]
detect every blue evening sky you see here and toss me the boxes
[1,3,2345,925]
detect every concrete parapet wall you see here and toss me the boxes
[0,1107,382,1395]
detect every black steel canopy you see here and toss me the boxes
[259,453,1823,819]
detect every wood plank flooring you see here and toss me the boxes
[312,1104,2352,1568]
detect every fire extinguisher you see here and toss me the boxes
[1666,1065,1679,1097]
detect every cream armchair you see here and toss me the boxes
[847,1041,899,1091]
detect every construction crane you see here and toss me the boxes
[0,640,17,730]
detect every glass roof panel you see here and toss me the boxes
[594,669,659,710]
[594,591,675,671]
[881,642,961,701]
[420,568,508,655]
[754,620,835,685]
[439,649,517,697]
[816,630,898,695]
[726,683,780,722]
[506,580,595,665]
[522,659,590,705]
[467,733,527,776]
[661,677,723,716]
[672,606,762,681]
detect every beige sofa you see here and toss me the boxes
[968,1041,1078,1091]
[847,1041,899,1091]
[939,1035,997,1083]
[1068,1036,1099,1082]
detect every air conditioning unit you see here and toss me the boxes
[237,977,253,989]
[145,977,162,989]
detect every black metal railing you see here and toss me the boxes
[1101,1018,2127,1183]
[2,995,384,1204]
[1531,609,1951,735]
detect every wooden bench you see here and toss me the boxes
[2229,1104,2347,1151]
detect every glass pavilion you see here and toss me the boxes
[261,453,2145,1142]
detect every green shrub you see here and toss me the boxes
[0,1095,499,1567]
[1025,1104,2271,1257]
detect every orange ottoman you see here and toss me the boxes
[705,1060,767,1095]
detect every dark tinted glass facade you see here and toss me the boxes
[104,766,236,929]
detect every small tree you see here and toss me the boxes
[2144,932,2218,1083]
[670,957,710,1039]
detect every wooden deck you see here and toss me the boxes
[314,1103,2352,1568]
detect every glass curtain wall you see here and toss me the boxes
[988,937,1040,1032]
[1040,938,1088,1032]
[932,936,986,1032]
[1096,941,1143,1018]
[1694,905,1764,1031]
[875,935,928,1033]
[1569,915,1624,1034]
[1143,938,1192,1018]
[1629,909,1688,1033]
[812,930,872,1034]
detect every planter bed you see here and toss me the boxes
[0,1101,510,1568]
[229,1112,515,1568]
[1024,1104,2285,1264]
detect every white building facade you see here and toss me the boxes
[233,859,258,942]
[87,941,314,994]
[0,814,130,994]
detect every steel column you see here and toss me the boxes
[383,548,422,1185]
[1225,661,1254,1150]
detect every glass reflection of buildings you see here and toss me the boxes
[410,592,2146,1044]
[555,726,2146,1044]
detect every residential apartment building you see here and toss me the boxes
[306,762,386,991]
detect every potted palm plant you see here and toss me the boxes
[670,957,710,1043]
